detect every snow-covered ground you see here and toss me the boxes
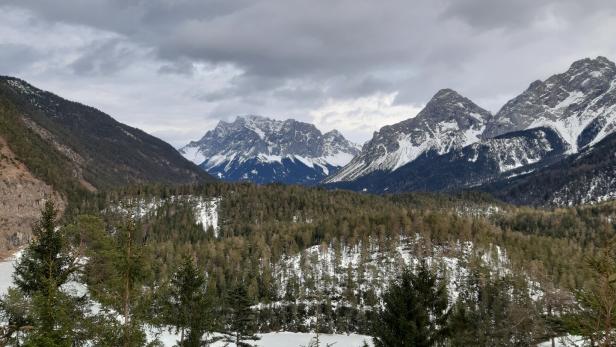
[152,330,373,347]
[537,335,584,347]
[0,245,583,347]
[275,237,511,308]
[0,250,372,347]
[0,250,21,295]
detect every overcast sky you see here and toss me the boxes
[1,0,616,147]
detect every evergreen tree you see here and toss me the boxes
[447,265,545,346]
[372,263,449,347]
[165,256,214,347]
[3,201,87,346]
[85,217,151,347]
[224,282,259,346]
[13,201,77,294]
[0,288,31,345]
[567,240,616,347]
[116,218,151,347]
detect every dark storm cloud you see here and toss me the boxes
[1,0,616,145]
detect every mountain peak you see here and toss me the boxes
[326,89,491,183]
[568,56,616,73]
[486,55,616,150]
[432,88,460,99]
[179,116,359,184]
[417,88,491,124]
[423,88,482,112]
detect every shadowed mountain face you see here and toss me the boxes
[0,76,213,194]
[179,115,360,184]
[0,76,214,250]
[484,131,616,206]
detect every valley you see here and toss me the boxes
[1,58,616,346]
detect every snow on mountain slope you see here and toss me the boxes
[326,57,616,201]
[487,130,616,206]
[469,127,564,174]
[179,115,360,184]
[485,56,616,153]
[325,89,492,183]
[328,127,568,194]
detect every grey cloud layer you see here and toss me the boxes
[1,0,616,145]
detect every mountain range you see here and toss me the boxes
[179,115,360,184]
[325,56,616,205]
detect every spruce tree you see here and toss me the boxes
[116,218,152,347]
[84,217,151,347]
[568,240,616,347]
[372,263,449,347]
[4,201,87,346]
[224,282,259,346]
[165,256,213,347]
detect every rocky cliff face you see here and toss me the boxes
[0,136,64,253]
[485,56,616,152]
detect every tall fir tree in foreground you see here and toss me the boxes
[84,215,152,347]
[1,201,88,346]
[224,282,259,346]
[567,240,616,347]
[164,255,215,347]
[372,263,449,347]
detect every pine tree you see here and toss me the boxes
[13,201,77,294]
[3,201,87,346]
[165,255,214,347]
[0,287,31,345]
[567,240,616,347]
[447,265,545,346]
[116,218,151,347]
[224,282,259,346]
[84,216,151,347]
[372,263,449,347]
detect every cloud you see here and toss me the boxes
[0,44,42,74]
[0,1,615,145]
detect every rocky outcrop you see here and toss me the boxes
[0,136,65,252]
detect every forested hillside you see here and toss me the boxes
[2,182,605,345]
[0,77,213,252]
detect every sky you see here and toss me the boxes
[1,0,616,147]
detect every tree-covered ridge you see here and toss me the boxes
[3,183,616,345]
[0,76,213,203]
[69,183,611,335]
[0,83,86,203]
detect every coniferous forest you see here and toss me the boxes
[2,182,616,346]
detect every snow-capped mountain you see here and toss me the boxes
[485,56,616,153]
[329,127,567,193]
[326,57,616,205]
[179,115,360,184]
[325,89,492,183]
